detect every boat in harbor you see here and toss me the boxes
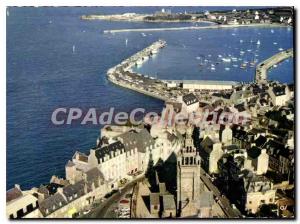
[278,48,283,51]
[222,58,231,62]
[225,67,230,71]
[240,63,247,69]
[233,64,238,68]
[257,40,261,45]
[273,42,278,45]
[72,45,75,53]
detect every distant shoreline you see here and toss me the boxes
[81,14,217,24]
[103,23,289,34]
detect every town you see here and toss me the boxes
[6,37,295,218]
[82,7,293,26]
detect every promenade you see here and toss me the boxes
[255,48,293,83]
[104,23,286,34]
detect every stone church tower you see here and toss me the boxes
[177,126,203,217]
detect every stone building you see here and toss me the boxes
[177,126,203,217]
[247,146,269,175]
[6,185,39,219]
[199,136,224,174]
[243,173,276,214]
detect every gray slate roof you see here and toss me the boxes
[117,129,155,153]
[39,192,67,216]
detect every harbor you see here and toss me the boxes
[107,39,293,102]
[106,40,245,102]
[255,48,294,83]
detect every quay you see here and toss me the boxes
[162,80,239,91]
[103,23,287,34]
[255,48,293,83]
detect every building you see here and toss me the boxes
[181,93,199,113]
[177,126,203,217]
[6,185,39,219]
[199,136,224,174]
[243,173,276,214]
[247,146,269,175]
[220,125,232,146]
[268,85,290,106]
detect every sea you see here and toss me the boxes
[6,7,294,190]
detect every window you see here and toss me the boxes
[249,201,252,204]
[154,205,158,210]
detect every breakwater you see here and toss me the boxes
[255,48,293,83]
[104,23,287,34]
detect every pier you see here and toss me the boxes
[106,39,180,102]
[104,23,286,34]
[255,48,293,83]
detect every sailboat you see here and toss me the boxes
[257,40,261,45]
[72,45,75,53]
[125,38,128,47]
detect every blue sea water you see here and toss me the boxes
[7,7,294,190]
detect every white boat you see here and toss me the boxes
[240,51,245,55]
[222,58,231,62]
[240,40,244,43]
[125,38,128,46]
[273,64,278,68]
[151,49,158,54]
[257,40,261,45]
[141,33,146,37]
[72,45,75,53]
[208,54,212,57]
[231,57,238,61]
[218,55,223,58]
[273,42,278,45]
[278,48,283,51]
[196,56,201,60]
[271,29,274,33]
[233,64,238,67]
[211,67,216,71]
[136,60,143,65]
[198,37,202,40]
[247,49,252,52]
[225,67,230,71]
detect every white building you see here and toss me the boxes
[243,174,276,214]
[268,85,290,106]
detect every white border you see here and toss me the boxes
[1,1,299,224]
